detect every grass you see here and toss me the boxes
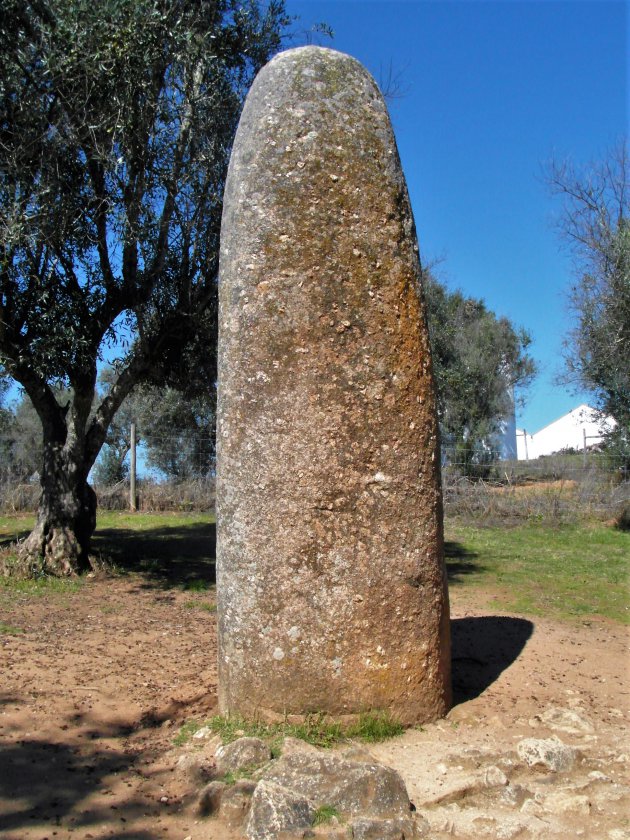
[0,512,34,539]
[173,720,204,747]
[445,520,629,623]
[0,621,23,635]
[174,711,404,750]
[183,599,216,611]
[0,571,82,597]
[95,510,215,530]
[313,805,340,826]
[1,511,627,623]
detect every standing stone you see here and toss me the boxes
[217,46,450,725]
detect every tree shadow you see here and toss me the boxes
[0,735,154,839]
[451,615,534,704]
[0,529,30,548]
[444,540,485,584]
[92,521,216,591]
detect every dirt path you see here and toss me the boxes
[1,576,628,839]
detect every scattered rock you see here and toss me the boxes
[193,725,214,740]
[531,707,595,735]
[543,790,591,815]
[483,765,509,787]
[197,780,226,816]
[220,779,257,827]
[175,753,213,784]
[340,744,376,764]
[245,779,315,840]
[516,736,578,772]
[520,797,544,817]
[216,737,273,775]
[350,815,422,839]
[500,784,531,808]
[260,749,411,818]
[281,737,322,757]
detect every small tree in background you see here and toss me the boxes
[423,271,537,475]
[545,140,629,462]
[94,370,216,483]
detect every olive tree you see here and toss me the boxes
[0,0,289,574]
[423,271,536,472]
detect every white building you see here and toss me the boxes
[516,404,615,461]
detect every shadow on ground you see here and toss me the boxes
[92,521,216,591]
[0,530,31,548]
[450,615,534,704]
[444,540,485,584]
[0,733,153,839]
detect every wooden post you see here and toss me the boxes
[583,428,588,466]
[130,422,137,511]
[523,429,529,461]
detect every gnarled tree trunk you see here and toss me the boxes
[20,447,96,576]
[13,373,111,577]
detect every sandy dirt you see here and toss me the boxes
[0,573,628,840]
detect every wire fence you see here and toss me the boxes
[441,449,629,524]
[1,432,628,525]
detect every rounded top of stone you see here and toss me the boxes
[254,45,379,97]
[267,45,362,67]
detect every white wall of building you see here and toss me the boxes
[516,404,615,460]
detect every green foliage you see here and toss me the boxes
[203,710,403,749]
[0,392,43,483]
[423,272,536,473]
[172,720,203,747]
[345,711,405,742]
[546,141,630,462]
[0,0,290,565]
[312,805,340,826]
[95,368,217,483]
[92,446,130,486]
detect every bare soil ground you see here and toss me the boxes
[1,571,628,840]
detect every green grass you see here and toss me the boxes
[96,510,216,530]
[0,621,23,635]
[0,513,34,539]
[1,512,626,624]
[173,720,203,746]
[445,521,629,623]
[183,599,216,611]
[175,710,404,751]
[313,805,340,826]
[0,571,82,597]
[180,578,213,592]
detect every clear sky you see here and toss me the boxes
[286,0,628,433]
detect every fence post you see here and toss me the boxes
[130,422,137,511]
[583,428,587,467]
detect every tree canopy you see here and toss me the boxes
[94,371,215,484]
[0,0,290,573]
[423,271,536,471]
[546,140,629,456]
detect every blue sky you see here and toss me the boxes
[286,0,628,433]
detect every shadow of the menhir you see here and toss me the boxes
[450,615,534,705]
